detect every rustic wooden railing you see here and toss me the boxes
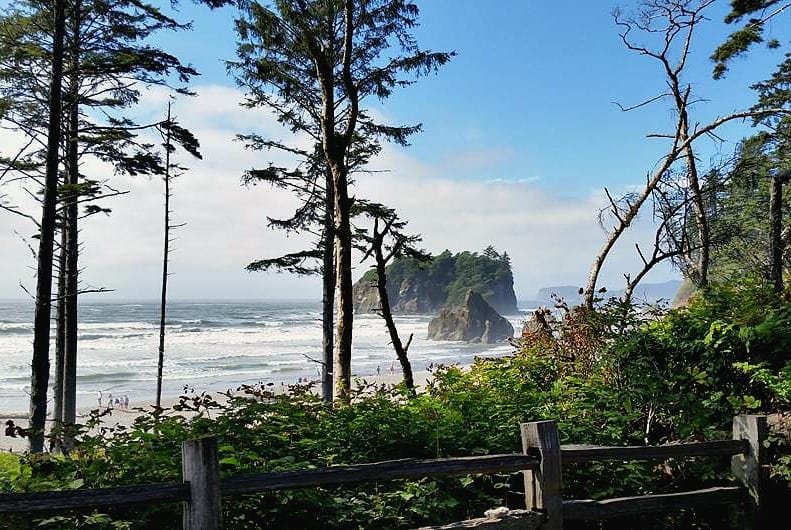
[0,444,540,529]
[523,415,767,529]
[0,415,766,530]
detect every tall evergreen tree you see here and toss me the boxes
[0,0,199,449]
[230,0,452,400]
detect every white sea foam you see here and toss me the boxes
[0,300,525,413]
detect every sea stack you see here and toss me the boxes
[427,290,514,343]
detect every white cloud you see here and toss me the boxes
[0,83,677,302]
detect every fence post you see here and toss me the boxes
[521,420,563,530]
[732,415,768,524]
[182,437,222,530]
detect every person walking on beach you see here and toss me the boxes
[376,365,381,376]
[123,395,129,410]
[107,393,113,410]
[97,389,103,408]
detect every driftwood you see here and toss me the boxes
[414,508,544,530]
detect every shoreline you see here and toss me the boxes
[1,371,433,453]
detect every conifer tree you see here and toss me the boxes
[0,0,199,449]
[230,0,452,400]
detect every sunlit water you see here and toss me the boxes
[0,300,527,413]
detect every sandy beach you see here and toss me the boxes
[1,371,433,454]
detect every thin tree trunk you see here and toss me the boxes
[374,247,414,390]
[678,107,709,287]
[62,2,81,429]
[321,168,335,403]
[53,234,66,431]
[769,173,784,294]
[333,169,353,401]
[157,103,173,407]
[29,0,66,453]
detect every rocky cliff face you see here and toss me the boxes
[353,249,518,315]
[427,290,514,343]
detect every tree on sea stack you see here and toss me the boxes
[230,0,453,401]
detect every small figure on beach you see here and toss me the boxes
[97,389,103,408]
[124,395,129,410]
[376,365,381,376]
[389,363,395,375]
[107,393,113,409]
[4,420,27,438]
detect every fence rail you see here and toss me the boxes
[0,414,766,530]
[563,486,745,520]
[222,453,538,495]
[560,439,748,463]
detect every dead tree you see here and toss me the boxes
[585,0,788,308]
[155,102,201,407]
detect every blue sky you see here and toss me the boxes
[2,0,790,301]
[164,0,788,192]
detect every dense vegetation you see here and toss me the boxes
[358,247,516,312]
[2,281,790,529]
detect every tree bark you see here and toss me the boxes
[62,1,81,429]
[29,0,66,453]
[321,167,335,403]
[677,102,709,287]
[769,173,784,294]
[53,233,66,430]
[332,168,353,401]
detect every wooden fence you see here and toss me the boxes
[523,414,767,529]
[0,415,767,529]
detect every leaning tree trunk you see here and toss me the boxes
[321,168,335,403]
[769,173,784,294]
[374,248,414,391]
[678,107,709,287]
[29,0,67,453]
[332,168,353,402]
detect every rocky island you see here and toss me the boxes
[352,247,518,315]
[427,290,514,343]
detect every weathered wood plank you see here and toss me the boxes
[0,483,188,514]
[414,508,544,529]
[561,439,748,463]
[563,486,744,520]
[222,454,538,495]
[182,437,222,530]
[521,421,563,530]
[732,415,768,505]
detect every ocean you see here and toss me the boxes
[0,299,526,413]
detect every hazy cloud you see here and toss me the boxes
[0,83,676,302]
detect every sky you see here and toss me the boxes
[2,0,790,302]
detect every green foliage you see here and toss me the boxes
[713,0,784,79]
[373,248,515,311]
[3,282,791,528]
